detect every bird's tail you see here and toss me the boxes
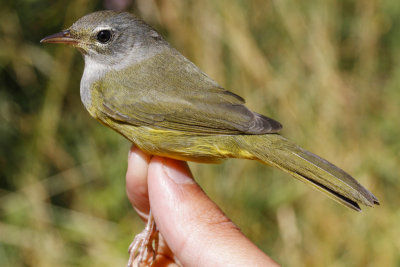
[235,134,379,211]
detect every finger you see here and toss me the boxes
[126,147,179,265]
[147,157,279,267]
[126,145,152,219]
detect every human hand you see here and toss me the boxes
[126,145,279,266]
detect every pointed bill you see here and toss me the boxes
[40,30,78,45]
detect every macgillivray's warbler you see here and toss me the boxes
[41,10,379,266]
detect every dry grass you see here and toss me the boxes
[1,0,399,266]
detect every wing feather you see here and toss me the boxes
[98,49,282,135]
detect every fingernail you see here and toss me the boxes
[162,159,195,185]
[128,145,135,161]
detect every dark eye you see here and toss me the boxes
[97,30,112,43]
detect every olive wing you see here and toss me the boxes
[98,50,282,135]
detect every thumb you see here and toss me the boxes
[147,157,279,267]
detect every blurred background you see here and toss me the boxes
[1,0,399,266]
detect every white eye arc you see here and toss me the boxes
[96,29,112,43]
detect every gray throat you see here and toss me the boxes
[80,56,109,110]
[80,45,170,110]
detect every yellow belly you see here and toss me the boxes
[102,116,254,163]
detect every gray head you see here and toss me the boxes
[41,11,168,66]
[41,11,172,109]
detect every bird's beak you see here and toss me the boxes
[40,30,78,45]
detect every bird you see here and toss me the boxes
[41,10,379,266]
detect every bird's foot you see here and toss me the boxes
[126,211,159,267]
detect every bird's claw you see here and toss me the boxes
[127,211,159,267]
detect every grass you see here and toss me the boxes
[1,0,399,266]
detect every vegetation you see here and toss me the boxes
[1,0,399,266]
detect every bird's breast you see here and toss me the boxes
[80,56,109,111]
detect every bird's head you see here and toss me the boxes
[41,10,166,66]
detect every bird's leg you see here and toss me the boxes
[127,210,159,267]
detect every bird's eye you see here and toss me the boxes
[97,30,112,43]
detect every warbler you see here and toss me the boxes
[41,10,378,266]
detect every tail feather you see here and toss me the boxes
[237,134,379,211]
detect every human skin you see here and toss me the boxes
[126,145,280,266]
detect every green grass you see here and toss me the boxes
[1,0,399,266]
